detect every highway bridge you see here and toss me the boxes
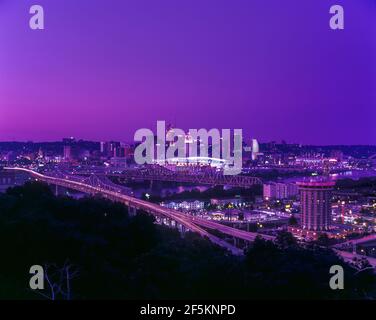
[5,167,376,268]
[5,167,272,255]
[72,165,263,188]
[333,234,376,250]
[333,249,376,268]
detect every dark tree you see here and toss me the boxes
[0,182,375,300]
[288,214,298,226]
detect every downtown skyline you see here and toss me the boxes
[2,0,376,305]
[0,0,375,145]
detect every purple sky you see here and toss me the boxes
[0,0,375,144]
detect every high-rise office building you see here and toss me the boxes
[63,145,72,161]
[100,141,121,157]
[62,137,75,145]
[297,180,335,231]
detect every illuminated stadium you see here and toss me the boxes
[155,156,229,169]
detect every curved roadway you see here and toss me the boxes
[6,167,274,254]
[5,167,376,267]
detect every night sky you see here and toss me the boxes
[0,0,375,144]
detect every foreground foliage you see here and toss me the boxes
[0,182,374,299]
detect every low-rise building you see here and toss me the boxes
[160,200,205,211]
[0,170,16,193]
[263,182,298,200]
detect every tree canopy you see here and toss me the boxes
[0,182,374,299]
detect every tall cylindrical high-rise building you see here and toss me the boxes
[297,181,335,231]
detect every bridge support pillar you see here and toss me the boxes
[129,206,137,217]
[233,237,238,247]
[180,224,186,238]
[53,185,65,197]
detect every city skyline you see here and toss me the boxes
[2,135,376,147]
[1,0,375,144]
[1,0,376,304]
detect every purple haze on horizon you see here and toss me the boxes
[0,0,375,144]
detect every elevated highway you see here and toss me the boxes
[5,167,271,254]
[5,167,375,268]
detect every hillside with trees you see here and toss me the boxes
[0,182,374,300]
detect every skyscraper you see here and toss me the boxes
[63,145,72,161]
[297,180,335,231]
